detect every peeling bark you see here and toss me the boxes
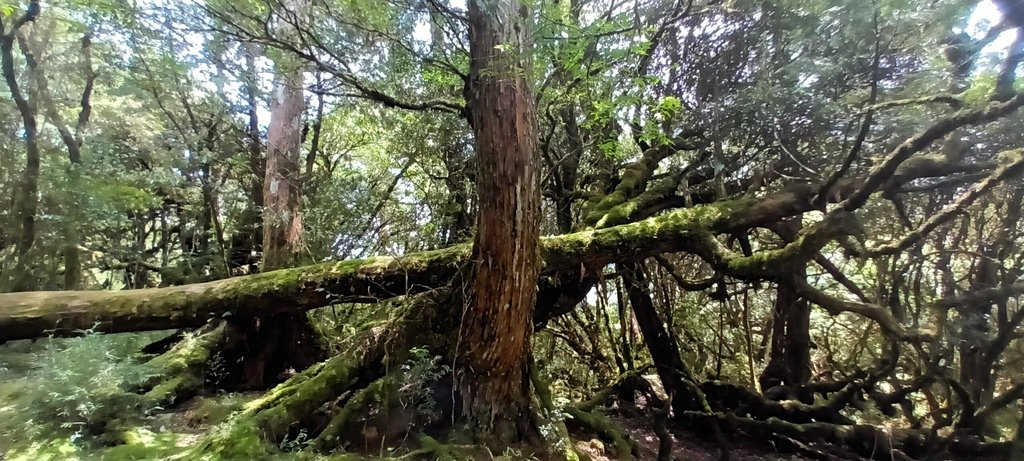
[456,0,542,443]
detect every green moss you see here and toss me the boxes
[186,344,372,458]
[191,421,275,460]
[582,145,680,226]
[187,393,254,427]
[97,428,188,460]
[541,197,754,270]
[142,323,226,405]
[315,374,399,451]
[564,409,638,461]
[0,428,190,461]
[2,439,80,461]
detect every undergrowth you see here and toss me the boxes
[0,330,168,454]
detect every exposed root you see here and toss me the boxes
[681,411,1013,460]
[532,360,585,461]
[394,436,497,460]
[314,373,399,451]
[701,380,854,425]
[576,370,648,413]
[178,291,447,459]
[139,320,231,405]
[564,408,640,460]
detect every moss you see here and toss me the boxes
[190,421,275,460]
[141,322,226,405]
[718,210,855,277]
[187,393,254,427]
[315,374,400,451]
[531,365,582,461]
[563,409,638,461]
[1,439,80,461]
[98,428,188,460]
[401,436,495,461]
[0,428,189,461]
[186,331,385,458]
[541,197,752,270]
[583,145,680,226]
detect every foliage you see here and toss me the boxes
[0,331,164,450]
[1,0,1024,458]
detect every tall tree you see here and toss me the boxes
[239,0,320,388]
[457,0,542,442]
[1,1,41,292]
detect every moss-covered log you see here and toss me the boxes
[0,189,811,342]
[0,155,1005,342]
[0,244,468,341]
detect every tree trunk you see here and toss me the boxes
[236,0,320,389]
[620,262,706,415]
[229,41,264,275]
[19,28,94,290]
[760,219,812,393]
[2,24,40,292]
[457,0,542,443]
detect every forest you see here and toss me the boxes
[1,0,1024,459]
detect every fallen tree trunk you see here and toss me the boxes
[0,190,810,341]
[0,158,1000,342]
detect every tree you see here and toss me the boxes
[238,0,322,389]
[455,0,542,441]
[1,1,41,292]
[7,0,1024,460]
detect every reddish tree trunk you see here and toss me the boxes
[457,0,542,443]
[236,0,320,389]
[262,68,305,269]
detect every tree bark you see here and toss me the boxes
[262,50,305,270]
[620,262,706,415]
[760,219,812,394]
[236,0,320,389]
[1,9,41,292]
[456,0,542,443]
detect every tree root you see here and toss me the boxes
[564,408,640,460]
[138,320,232,405]
[182,322,394,459]
[681,411,1013,460]
[314,373,399,451]
[576,370,649,413]
[701,380,854,425]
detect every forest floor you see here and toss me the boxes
[0,384,839,460]
[572,415,817,461]
[0,336,853,460]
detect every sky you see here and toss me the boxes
[970,0,1016,53]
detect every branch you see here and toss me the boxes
[1,0,39,37]
[0,185,818,341]
[841,91,1024,212]
[791,279,915,339]
[869,149,1024,256]
[865,94,964,112]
